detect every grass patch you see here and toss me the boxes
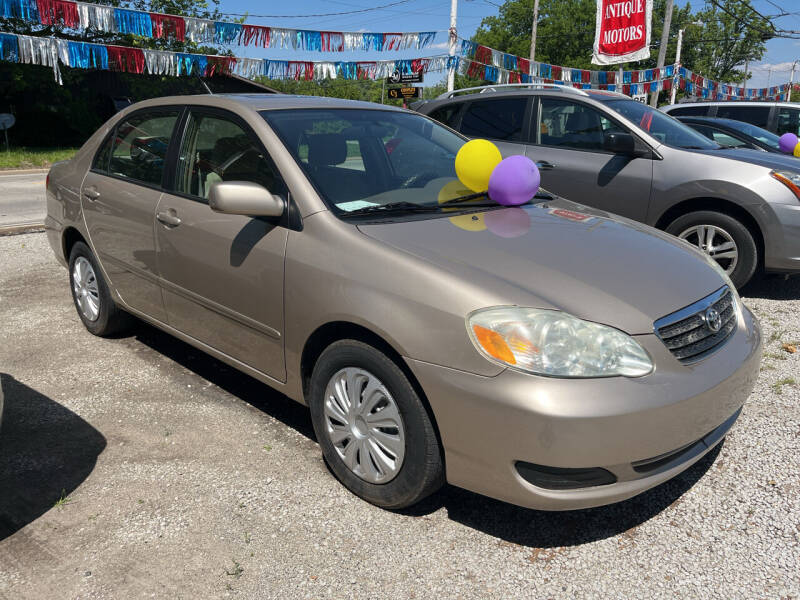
[225,559,244,579]
[54,489,72,508]
[772,377,796,395]
[0,147,78,169]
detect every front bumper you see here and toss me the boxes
[407,305,762,511]
[764,202,800,273]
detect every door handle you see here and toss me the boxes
[156,209,182,227]
[535,161,556,171]
[83,187,100,201]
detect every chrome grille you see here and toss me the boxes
[654,287,737,364]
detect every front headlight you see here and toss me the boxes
[771,170,800,201]
[467,307,653,378]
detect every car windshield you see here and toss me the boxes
[262,108,495,217]
[604,99,720,150]
[723,120,781,150]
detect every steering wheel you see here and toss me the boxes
[399,171,439,189]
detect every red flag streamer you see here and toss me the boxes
[206,55,237,76]
[241,25,270,47]
[107,46,145,74]
[36,0,79,27]
[151,13,186,41]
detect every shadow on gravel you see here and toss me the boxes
[740,274,800,300]
[125,322,722,548]
[131,323,316,441]
[406,443,722,548]
[0,374,106,541]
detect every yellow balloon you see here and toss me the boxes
[455,139,502,193]
[437,179,474,205]
[793,142,800,158]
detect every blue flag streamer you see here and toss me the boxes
[67,41,108,69]
[114,8,152,37]
[0,32,18,62]
[214,22,241,44]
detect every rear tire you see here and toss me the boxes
[308,340,444,509]
[665,211,758,289]
[68,241,133,336]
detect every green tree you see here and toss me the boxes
[470,0,768,83]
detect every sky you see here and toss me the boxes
[213,0,800,89]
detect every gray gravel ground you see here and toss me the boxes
[0,232,798,599]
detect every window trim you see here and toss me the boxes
[165,105,287,207]
[89,105,185,192]
[458,96,532,144]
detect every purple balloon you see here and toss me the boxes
[488,155,541,206]
[779,132,799,154]
[485,207,531,238]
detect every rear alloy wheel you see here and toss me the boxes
[68,241,133,336]
[309,340,444,509]
[666,211,758,289]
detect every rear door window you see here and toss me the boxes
[460,98,528,141]
[109,110,181,187]
[776,107,800,136]
[715,105,770,129]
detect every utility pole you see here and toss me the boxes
[529,0,540,63]
[670,27,684,105]
[447,0,458,93]
[650,0,674,107]
[788,60,797,101]
[743,59,749,95]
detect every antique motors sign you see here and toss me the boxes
[591,0,652,65]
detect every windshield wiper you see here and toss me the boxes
[341,201,443,217]
[440,190,554,206]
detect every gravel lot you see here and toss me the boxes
[0,232,798,599]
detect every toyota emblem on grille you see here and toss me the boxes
[704,307,722,333]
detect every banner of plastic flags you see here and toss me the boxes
[0,0,438,52]
[0,31,452,84]
[460,40,791,101]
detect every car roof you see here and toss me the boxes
[122,93,407,113]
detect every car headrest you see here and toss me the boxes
[307,133,347,166]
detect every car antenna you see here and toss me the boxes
[197,75,213,95]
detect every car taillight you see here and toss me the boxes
[771,170,800,201]
[46,173,49,189]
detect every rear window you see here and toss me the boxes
[459,98,527,141]
[715,105,770,129]
[666,105,711,117]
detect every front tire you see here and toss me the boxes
[308,340,444,509]
[68,241,133,336]
[665,211,758,289]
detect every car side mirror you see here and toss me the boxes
[208,181,285,218]
[603,132,637,155]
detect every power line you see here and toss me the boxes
[218,0,419,19]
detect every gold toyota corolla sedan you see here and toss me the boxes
[45,94,762,510]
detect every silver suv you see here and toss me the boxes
[416,84,800,288]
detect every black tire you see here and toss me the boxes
[68,241,133,336]
[665,211,758,289]
[308,340,444,509]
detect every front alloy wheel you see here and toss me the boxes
[678,224,738,275]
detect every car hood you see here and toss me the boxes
[357,198,727,335]
[693,147,800,171]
